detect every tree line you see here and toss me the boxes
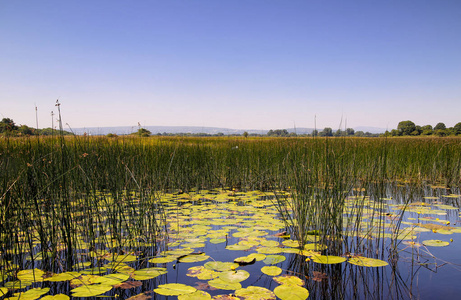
[383,121,461,137]
[0,118,72,136]
[2,117,460,138]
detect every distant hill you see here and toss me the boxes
[71,125,385,136]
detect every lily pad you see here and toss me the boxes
[187,266,219,280]
[204,261,238,272]
[311,255,346,264]
[219,270,250,283]
[273,275,304,286]
[132,267,167,280]
[149,256,177,264]
[41,295,70,300]
[71,284,113,297]
[17,269,45,282]
[154,283,197,296]
[209,238,226,244]
[282,240,301,248]
[234,286,275,299]
[274,284,309,300]
[179,253,210,263]
[70,275,100,287]
[93,273,129,285]
[208,278,242,290]
[263,255,286,265]
[225,244,252,251]
[44,272,81,282]
[177,290,211,300]
[7,287,50,300]
[422,239,450,247]
[261,266,282,276]
[234,256,256,265]
[348,257,388,267]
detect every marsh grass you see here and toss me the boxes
[0,135,460,276]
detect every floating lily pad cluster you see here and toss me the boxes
[0,189,459,299]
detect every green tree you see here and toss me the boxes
[346,128,355,136]
[136,128,151,137]
[311,129,318,137]
[18,125,35,136]
[434,122,446,131]
[319,127,333,137]
[454,122,461,135]
[0,118,18,134]
[397,120,416,136]
[243,131,249,138]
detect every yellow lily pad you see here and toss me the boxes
[219,270,250,283]
[263,255,286,265]
[234,286,275,299]
[154,283,197,296]
[274,284,309,300]
[177,290,211,300]
[44,272,81,282]
[41,295,70,300]
[71,283,113,297]
[273,275,304,286]
[348,257,388,267]
[311,255,346,264]
[208,278,242,290]
[132,267,167,280]
[422,239,450,247]
[261,266,282,276]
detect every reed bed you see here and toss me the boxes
[1,135,460,274]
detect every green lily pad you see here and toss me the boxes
[17,269,45,282]
[149,256,177,264]
[273,275,304,286]
[225,244,252,251]
[348,257,388,267]
[71,284,113,297]
[234,256,256,265]
[93,273,129,285]
[256,247,282,254]
[154,283,197,296]
[263,255,286,265]
[304,243,327,251]
[44,272,81,282]
[106,254,138,263]
[70,275,100,286]
[261,266,282,276]
[422,239,450,247]
[219,270,250,283]
[274,284,309,300]
[208,278,242,290]
[311,255,346,264]
[177,290,212,300]
[179,253,210,263]
[282,240,301,248]
[234,286,275,299]
[204,261,238,272]
[7,287,50,300]
[247,253,266,261]
[209,238,226,244]
[187,266,219,280]
[132,267,167,280]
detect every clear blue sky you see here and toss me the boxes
[1,0,460,130]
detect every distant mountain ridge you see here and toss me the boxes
[72,125,386,136]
